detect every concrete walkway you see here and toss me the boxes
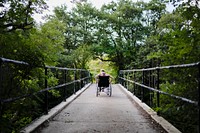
[38,84,166,133]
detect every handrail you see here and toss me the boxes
[119,62,200,104]
[46,66,87,71]
[0,57,87,71]
[0,57,91,132]
[0,57,91,103]
[119,77,198,105]
[120,62,200,72]
[118,62,200,133]
[1,76,90,104]
[0,57,29,65]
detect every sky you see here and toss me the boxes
[33,0,174,23]
[34,0,117,23]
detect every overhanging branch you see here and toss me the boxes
[95,56,113,62]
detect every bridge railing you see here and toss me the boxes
[0,57,91,132]
[118,62,200,133]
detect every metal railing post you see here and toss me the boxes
[198,63,200,133]
[142,70,145,102]
[63,70,67,101]
[121,71,123,85]
[127,72,129,91]
[45,67,48,114]
[0,59,2,93]
[119,71,122,84]
[80,71,83,88]
[118,71,120,84]
[79,71,81,90]
[85,71,87,85]
[126,72,128,89]
[133,71,135,95]
[74,70,76,94]
[139,72,142,99]
[124,72,126,88]
[88,71,91,84]
[77,70,79,90]
[149,70,152,107]
[122,71,123,85]
[157,68,160,115]
[89,71,91,83]
[0,59,2,118]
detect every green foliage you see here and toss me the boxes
[0,0,47,33]
[88,59,118,83]
[30,18,66,66]
[47,75,59,87]
[147,9,200,65]
[48,90,61,98]
[1,0,199,132]
[145,1,200,131]
[0,1,66,132]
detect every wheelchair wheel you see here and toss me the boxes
[108,84,112,97]
[96,86,100,97]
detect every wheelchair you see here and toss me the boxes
[96,76,112,97]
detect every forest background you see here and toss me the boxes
[0,0,200,132]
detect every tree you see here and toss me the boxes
[31,17,66,66]
[0,18,67,133]
[0,0,47,33]
[92,0,148,70]
[146,1,200,132]
[52,3,98,68]
[64,45,93,68]
[137,0,167,68]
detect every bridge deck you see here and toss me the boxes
[38,84,166,133]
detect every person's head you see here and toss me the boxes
[101,69,105,72]
[100,69,106,76]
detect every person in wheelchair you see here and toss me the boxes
[95,69,112,92]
